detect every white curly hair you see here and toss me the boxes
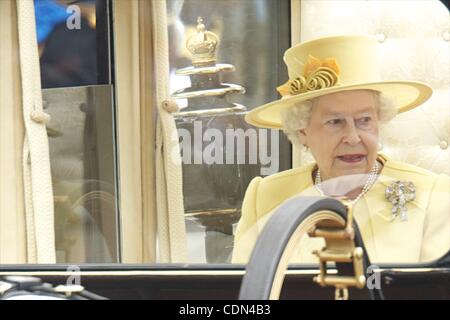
[280,91,397,147]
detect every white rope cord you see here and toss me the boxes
[16,0,56,263]
[152,0,187,263]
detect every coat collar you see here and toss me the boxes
[356,154,427,262]
[305,153,427,262]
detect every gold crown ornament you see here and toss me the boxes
[186,17,219,67]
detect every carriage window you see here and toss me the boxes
[167,0,292,263]
[35,0,119,263]
[33,0,292,264]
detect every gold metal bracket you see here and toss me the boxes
[310,204,366,300]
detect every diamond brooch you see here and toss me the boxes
[385,181,416,222]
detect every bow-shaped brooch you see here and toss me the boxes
[385,181,416,222]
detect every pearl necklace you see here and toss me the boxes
[314,161,380,206]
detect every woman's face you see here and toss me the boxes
[299,89,380,180]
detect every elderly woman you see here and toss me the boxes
[232,35,450,264]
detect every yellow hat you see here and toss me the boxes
[245,35,432,129]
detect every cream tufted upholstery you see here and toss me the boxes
[294,0,450,175]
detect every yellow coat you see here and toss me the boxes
[232,154,450,264]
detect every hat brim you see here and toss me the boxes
[245,81,432,129]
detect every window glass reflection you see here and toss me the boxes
[35,0,108,88]
[35,0,118,263]
[167,0,292,263]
